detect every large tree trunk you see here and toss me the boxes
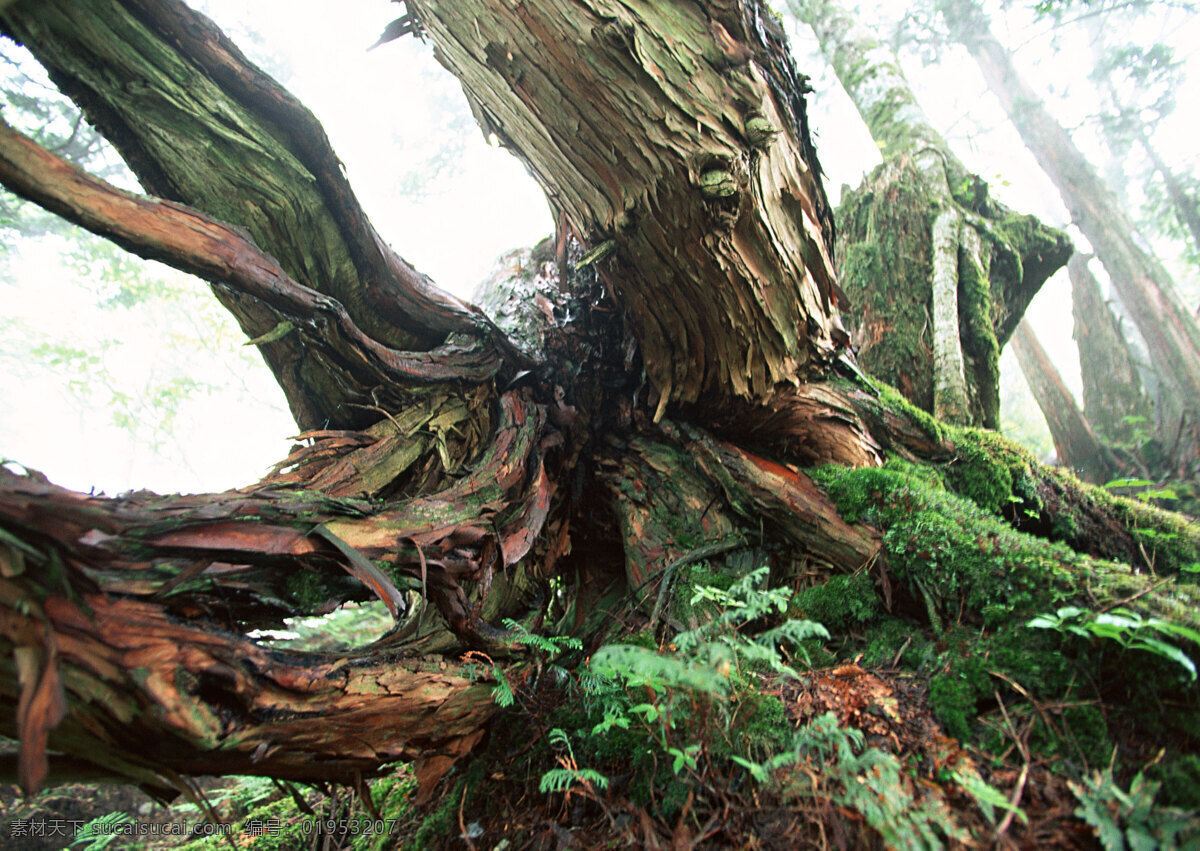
[791,0,1071,430]
[410,0,853,415]
[939,0,1200,479]
[0,0,1197,837]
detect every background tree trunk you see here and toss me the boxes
[940,0,1200,479]
[1011,319,1117,483]
[1070,252,1154,446]
[793,0,1071,429]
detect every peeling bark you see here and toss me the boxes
[407,0,848,411]
[0,389,552,794]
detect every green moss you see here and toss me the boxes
[736,694,791,757]
[928,669,977,742]
[929,627,1076,745]
[989,211,1073,320]
[1146,754,1200,810]
[837,160,938,415]
[860,617,932,669]
[1046,467,1200,577]
[942,426,1040,517]
[813,463,1074,630]
[354,772,415,851]
[788,572,881,631]
[795,637,837,668]
[181,796,310,851]
[809,462,1197,762]
[956,245,1001,429]
[1054,706,1110,768]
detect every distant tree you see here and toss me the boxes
[938,0,1200,480]
[791,0,1070,429]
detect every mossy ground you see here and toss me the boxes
[812,460,1200,778]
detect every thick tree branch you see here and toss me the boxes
[0,387,558,795]
[0,0,519,429]
[0,392,551,641]
[0,118,503,400]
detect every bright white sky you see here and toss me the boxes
[0,0,1196,493]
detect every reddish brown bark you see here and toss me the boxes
[0,0,1194,812]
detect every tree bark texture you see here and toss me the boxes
[407,0,850,414]
[0,0,1197,812]
[1011,320,1116,483]
[940,0,1200,478]
[793,0,1072,429]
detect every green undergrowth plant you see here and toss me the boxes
[812,460,1200,769]
[562,566,829,814]
[176,772,413,851]
[1028,606,1200,680]
[475,618,582,707]
[781,712,970,850]
[1070,766,1200,849]
[538,728,609,797]
[495,567,1009,846]
[70,812,133,851]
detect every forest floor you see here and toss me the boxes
[0,659,1111,850]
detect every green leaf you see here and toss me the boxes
[491,670,515,707]
[732,755,770,784]
[951,770,1028,826]
[630,702,659,722]
[1145,618,1200,646]
[1130,637,1197,680]
[1103,478,1154,490]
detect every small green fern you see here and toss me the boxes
[539,727,608,797]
